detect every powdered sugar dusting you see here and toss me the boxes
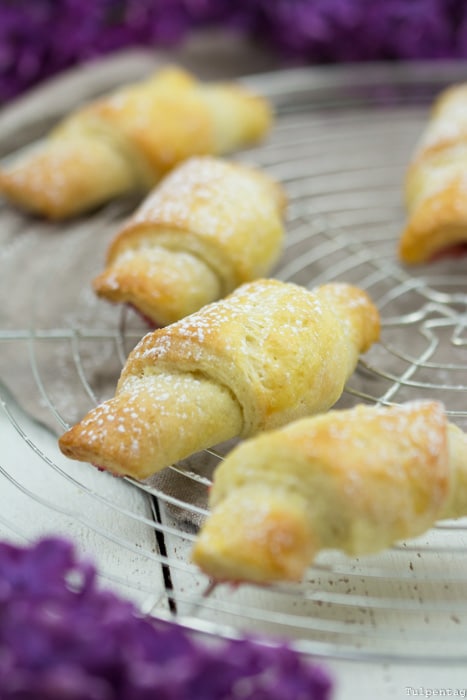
[128,156,281,247]
[111,278,380,438]
[131,279,322,366]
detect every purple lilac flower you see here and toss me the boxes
[0,537,333,699]
[1,0,467,103]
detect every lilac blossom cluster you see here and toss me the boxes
[1,0,467,102]
[0,536,332,699]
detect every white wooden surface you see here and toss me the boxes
[1,40,466,700]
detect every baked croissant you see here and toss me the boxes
[0,66,272,219]
[92,156,286,326]
[192,400,467,584]
[400,83,467,263]
[58,278,380,480]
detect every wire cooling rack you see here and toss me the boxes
[1,58,467,667]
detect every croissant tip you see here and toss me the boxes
[58,425,98,464]
[58,426,135,479]
[57,430,74,458]
[398,231,467,265]
[92,270,120,297]
[58,427,132,479]
[193,488,314,585]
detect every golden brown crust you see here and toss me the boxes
[58,279,380,479]
[0,137,136,220]
[192,486,315,583]
[400,83,467,264]
[0,66,273,219]
[441,423,467,519]
[92,157,286,325]
[399,175,467,263]
[93,247,222,327]
[192,401,461,584]
[117,279,380,436]
[77,68,216,180]
[59,372,243,480]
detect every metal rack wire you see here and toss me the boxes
[1,60,467,666]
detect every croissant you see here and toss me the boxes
[192,400,467,584]
[400,83,467,263]
[92,156,286,326]
[0,66,272,219]
[58,278,380,480]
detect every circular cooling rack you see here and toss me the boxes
[1,57,467,670]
